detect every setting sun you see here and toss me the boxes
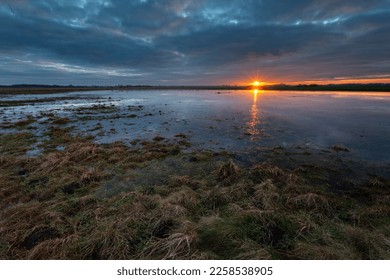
[252,81,261,87]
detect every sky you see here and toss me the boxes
[0,0,390,86]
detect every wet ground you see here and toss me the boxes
[1,89,390,163]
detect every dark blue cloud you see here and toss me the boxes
[0,0,389,85]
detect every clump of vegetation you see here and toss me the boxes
[52,117,70,125]
[0,128,389,260]
[73,104,118,114]
[14,116,36,128]
[0,132,36,156]
[216,159,240,179]
[331,145,350,152]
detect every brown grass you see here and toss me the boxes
[253,179,280,210]
[141,220,197,259]
[0,128,389,260]
[216,159,239,179]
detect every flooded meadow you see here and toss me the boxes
[1,89,389,259]
[2,89,390,161]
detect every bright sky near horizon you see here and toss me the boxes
[0,0,389,85]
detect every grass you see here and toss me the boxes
[0,124,389,260]
[0,132,36,156]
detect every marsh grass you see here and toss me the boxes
[0,128,389,260]
[0,132,36,156]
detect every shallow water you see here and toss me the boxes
[1,89,390,162]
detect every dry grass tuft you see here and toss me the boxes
[253,163,285,177]
[292,242,355,260]
[216,160,239,179]
[253,179,280,210]
[67,142,102,162]
[52,117,70,125]
[286,172,302,184]
[73,219,135,259]
[170,175,191,187]
[236,241,272,260]
[287,192,332,212]
[197,215,224,228]
[201,186,232,209]
[367,177,385,187]
[158,201,188,218]
[142,220,197,259]
[26,234,78,260]
[38,152,70,172]
[163,187,199,210]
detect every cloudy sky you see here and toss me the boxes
[1,0,389,85]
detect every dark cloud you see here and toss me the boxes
[0,0,389,85]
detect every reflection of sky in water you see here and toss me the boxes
[1,90,390,162]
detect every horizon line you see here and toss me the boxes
[2,82,390,87]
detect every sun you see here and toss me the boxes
[252,80,261,87]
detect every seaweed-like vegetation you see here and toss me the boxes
[0,126,389,260]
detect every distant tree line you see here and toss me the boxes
[1,83,389,92]
[263,83,390,92]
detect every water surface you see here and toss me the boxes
[1,89,390,162]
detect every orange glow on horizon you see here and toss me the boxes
[288,77,390,85]
[232,76,390,86]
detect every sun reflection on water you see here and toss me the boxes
[246,89,261,139]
